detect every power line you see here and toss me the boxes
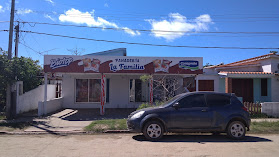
[30,10,279,23]
[20,30,279,50]
[19,41,43,55]
[20,21,279,34]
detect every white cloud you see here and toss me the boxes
[59,8,140,36]
[16,8,33,15]
[0,4,9,13]
[104,3,109,8]
[44,14,55,21]
[146,13,213,41]
[45,0,54,5]
[123,27,141,36]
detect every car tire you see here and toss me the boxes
[143,120,164,141]
[226,121,246,140]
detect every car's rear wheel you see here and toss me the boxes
[226,121,246,140]
[143,120,164,141]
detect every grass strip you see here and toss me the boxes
[249,121,279,134]
[84,119,127,132]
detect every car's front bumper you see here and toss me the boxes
[127,118,142,133]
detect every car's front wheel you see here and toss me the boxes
[227,121,246,140]
[143,120,164,141]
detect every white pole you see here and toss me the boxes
[44,73,48,115]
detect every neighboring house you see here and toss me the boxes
[198,52,279,103]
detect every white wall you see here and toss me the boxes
[271,58,279,73]
[271,76,279,102]
[262,102,279,117]
[16,84,56,114]
[38,97,63,116]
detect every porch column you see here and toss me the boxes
[44,73,48,115]
[100,74,106,115]
[149,75,153,104]
[225,77,232,93]
[196,75,199,92]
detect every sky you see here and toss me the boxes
[0,0,279,66]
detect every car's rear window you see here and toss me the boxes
[206,94,231,107]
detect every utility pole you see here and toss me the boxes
[6,0,15,119]
[15,23,19,57]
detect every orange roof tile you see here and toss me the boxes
[219,71,275,75]
[208,53,278,69]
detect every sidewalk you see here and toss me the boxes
[20,108,134,134]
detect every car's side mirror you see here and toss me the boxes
[173,102,180,110]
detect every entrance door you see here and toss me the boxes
[232,79,253,102]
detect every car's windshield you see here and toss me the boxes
[159,94,184,107]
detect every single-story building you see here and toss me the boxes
[197,52,279,103]
[43,48,203,114]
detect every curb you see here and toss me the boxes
[0,131,87,135]
[103,130,131,133]
[0,130,132,135]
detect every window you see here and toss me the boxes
[55,80,62,98]
[76,79,101,102]
[198,80,214,91]
[130,79,148,102]
[206,94,231,107]
[89,79,101,102]
[178,94,206,108]
[261,78,267,96]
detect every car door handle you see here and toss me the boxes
[201,109,207,112]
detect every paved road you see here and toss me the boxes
[0,133,279,157]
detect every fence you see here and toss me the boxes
[243,102,262,114]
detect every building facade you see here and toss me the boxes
[43,51,203,114]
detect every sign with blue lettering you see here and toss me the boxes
[179,60,199,71]
[44,55,203,74]
[50,57,73,69]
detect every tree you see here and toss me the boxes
[0,48,43,111]
[140,74,184,102]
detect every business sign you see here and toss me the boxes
[109,58,145,72]
[179,60,199,71]
[44,55,203,74]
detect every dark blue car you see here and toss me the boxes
[127,92,251,141]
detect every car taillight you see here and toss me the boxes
[242,106,248,112]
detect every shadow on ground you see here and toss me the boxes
[132,134,272,143]
[59,109,136,121]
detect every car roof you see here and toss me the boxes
[179,91,233,97]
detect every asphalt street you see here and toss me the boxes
[0,133,279,157]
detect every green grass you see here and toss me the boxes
[0,115,6,120]
[84,119,127,132]
[250,113,272,119]
[249,121,279,134]
[0,122,32,131]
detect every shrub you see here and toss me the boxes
[137,100,165,110]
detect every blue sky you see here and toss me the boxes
[0,0,278,66]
